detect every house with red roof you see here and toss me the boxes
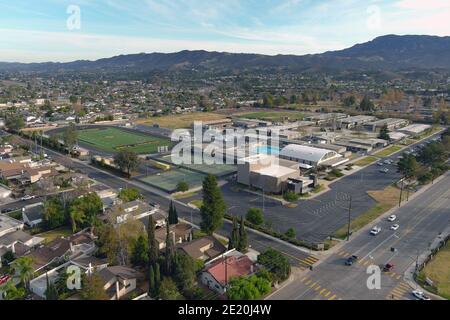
[200,251,256,295]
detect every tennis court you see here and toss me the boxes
[138,168,206,192]
[156,155,237,177]
[78,127,171,154]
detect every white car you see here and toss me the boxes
[391,224,400,231]
[370,226,381,235]
[388,215,397,222]
[377,162,384,166]
[21,195,36,201]
[380,168,389,173]
[412,290,431,301]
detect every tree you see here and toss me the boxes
[168,201,179,225]
[148,265,156,295]
[419,141,447,166]
[80,273,109,300]
[285,228,296,239]
[69,193,103,232]
[5,114,24,132]
[359,95,375,111]
[1,251,15,267]
[246,208,264,226]
[200,174,226,235]
[397,153,418,178]
[262,94,274,108]
[1,280,26,300]
[174,253,197,295]
[147,215,159,267]
[118,188,141,202]
[379,124,390,141]
[227,275,271,300]
[176,181,189,192]
[343,95,356,107]
[114,149,140,177]
[257,249,291,283]
[228,216,240,250]
[11,256,34,290]
[158,277,183,300]
[43,197,66,230]
[237,216,248,253]
[45,273,59,300]
[164,221,175,275]
[131,234,149,267]
[155,262,161,290]
[63,123,78,153]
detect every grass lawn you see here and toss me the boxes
[373,145,403,158]
[353,156,378,167]
[173,191,198,199]
[333,186,407,239]
[235,111,304,122]
[78,127,171,154]
[37,226,73,244]
[137,112,227,129]
[189,199,203,209]
[416,241,450,300]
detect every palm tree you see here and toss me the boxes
[11,256,34,291]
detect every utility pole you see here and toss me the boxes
[347,194,352,241]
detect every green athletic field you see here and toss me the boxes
[77,127,171,154]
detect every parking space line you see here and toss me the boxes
[301,277,308,283]
[315,285,321,291]
[319,288,326,295]
[305,280,312,286]
[324,291,331,298]
[329,294,337,300]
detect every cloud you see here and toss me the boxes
[0,28,346,62]
[395,0,450,10]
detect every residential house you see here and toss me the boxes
[107,200,160,225]
[98,266,143,300]
[29,256,108,298]
[26,229,97,272]
[200,250,256,295]
[0,214,24,238]
[0,230,44,265]
[177,236,227,262]
[154,223,193,250]
[22,202,44,227]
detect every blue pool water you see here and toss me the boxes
[257,146,281,155]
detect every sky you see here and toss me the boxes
[0,0,449,62]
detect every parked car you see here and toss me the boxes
[0,274,10,285]
[345,255,359,266]
[388,215,397,222]
[377,162,384,166]
[370,226,381,235]
[391,224,400,231]
[21,195,36,201]
[383,263,395,272]
[380,168,389,173]
[412,290,431,301]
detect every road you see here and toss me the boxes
[10,135,318,270]
[269,172,450,300]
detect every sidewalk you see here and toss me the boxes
[404,224,450,301]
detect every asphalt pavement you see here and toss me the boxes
[269,171,450,300]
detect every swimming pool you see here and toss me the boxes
[257,146,281,155]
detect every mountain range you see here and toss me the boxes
[1,35,449,73]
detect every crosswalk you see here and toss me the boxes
[334,249,402,280]
[300,276,342,300]
[386,282,412,300]
[299,255,319,269]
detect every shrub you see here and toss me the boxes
[246,208,264,226]
[283,191,299,203]
[285,228,296,239]
[176,181,189,192]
